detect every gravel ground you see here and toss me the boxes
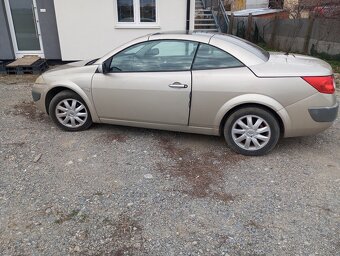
[0,74,339,256]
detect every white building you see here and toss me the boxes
[53,0,196,60]
[2,0,217,61]
[246,0,269,9]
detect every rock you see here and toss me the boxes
[144,174,153,179]
[133,243,141,249]
[33,153,42,163]
[66,161,73,166]
[74,245,81,252]
[127,203,134,207]
[192,241,198,245]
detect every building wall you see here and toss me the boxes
[0,0,14,60]
[36,0,61,59]
[54,0,191,61]
[246,0,269,9]
[232,0,246,11]
[0,0,60,60]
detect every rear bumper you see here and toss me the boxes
[308,102,339,122]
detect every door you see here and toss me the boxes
[92,40,198,125]
[4,0,44,58]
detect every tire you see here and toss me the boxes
[223,107,280,156]
[49,90,92,132]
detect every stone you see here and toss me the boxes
[144,174,153,179]
[33,153,42,163]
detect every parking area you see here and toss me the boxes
[0,75,339,255]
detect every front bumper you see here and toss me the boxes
[31,83,48,114]
[308,102,339,122]
[32,90,41,102]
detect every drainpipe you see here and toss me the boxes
[186,0,191,31]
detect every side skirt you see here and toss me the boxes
[99,118,219,136]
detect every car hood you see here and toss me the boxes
[42,60,99,82]
[249,52,333,77]
[44,60,92,73]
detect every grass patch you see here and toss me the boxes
[324,60,340,73]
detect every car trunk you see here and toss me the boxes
[249,52,333,77]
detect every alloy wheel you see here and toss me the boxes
[55,99,88,128]
[231,115,271,151]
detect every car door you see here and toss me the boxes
[92,40,198,126]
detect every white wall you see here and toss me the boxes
[246,0,269,9]
[54,0,191,60]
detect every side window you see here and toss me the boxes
[193,44,244,70]
[110,40,198,72]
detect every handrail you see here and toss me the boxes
[201,0,229,33]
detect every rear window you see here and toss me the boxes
[218,35,270,62]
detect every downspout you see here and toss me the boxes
[186,0,191,31]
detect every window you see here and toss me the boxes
[192,44,244,70]
[110,40,198,72]
[116,0,157,25]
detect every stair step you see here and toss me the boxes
[195,13,213,16]
[195,19,215,21]
[195,24,217,26]
[195,29,218,32]
[195,9,212,12]
[195,28,218,31]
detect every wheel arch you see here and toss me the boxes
[45,84,100,123]
[215,95,290,137]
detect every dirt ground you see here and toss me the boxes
[0,74,339,255]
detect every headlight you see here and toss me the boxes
[35,75,45,84]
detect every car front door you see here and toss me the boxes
[92,40,198,126]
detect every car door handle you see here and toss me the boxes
[169,82,188,89]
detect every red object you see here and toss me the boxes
[302,76,335,94]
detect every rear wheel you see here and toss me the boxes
[49,90,92,131]
[224,107,280,156]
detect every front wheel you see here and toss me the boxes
[49,90,93,132]
[224,107,280,156]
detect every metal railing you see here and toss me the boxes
[202,0,230,33]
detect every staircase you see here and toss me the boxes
[194,0,218,32]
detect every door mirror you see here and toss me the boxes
[98,59,111,74]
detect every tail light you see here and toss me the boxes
[302,76,335,94]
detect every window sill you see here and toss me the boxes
[115,24,161,29]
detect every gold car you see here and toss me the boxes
[32,33,338,156]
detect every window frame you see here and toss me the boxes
[191,43,245,71]
[103,40,245,74]
[114,0,160,29]
[107,39,199,73]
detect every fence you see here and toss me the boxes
[229,15,340,57]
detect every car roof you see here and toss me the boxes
[97,32,266,66]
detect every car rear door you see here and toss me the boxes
[92,40,198,126]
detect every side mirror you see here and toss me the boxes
[98,59,111,74]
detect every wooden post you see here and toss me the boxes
[246,13,253,41]
[228,13,234,35]
[269,14,279,49]
[303,17,315,54]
